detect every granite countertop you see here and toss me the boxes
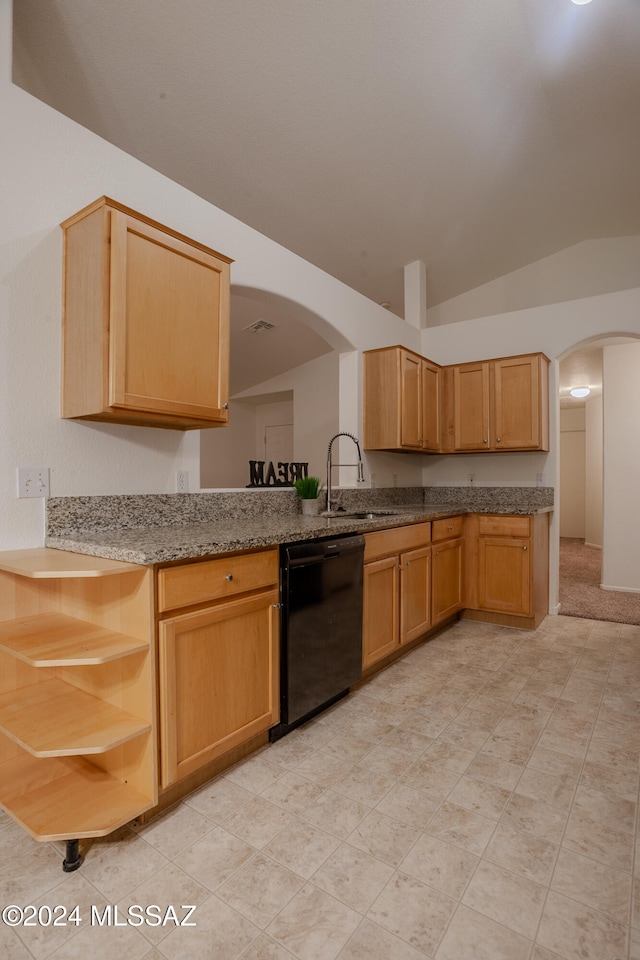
[44,500,553,566]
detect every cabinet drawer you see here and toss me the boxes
[158,549,279,612]
[477,515,530,538]
[364,522,431,562]
[432,516,464,542]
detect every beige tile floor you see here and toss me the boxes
[1,614,639,959]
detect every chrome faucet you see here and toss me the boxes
[326,432,365,513]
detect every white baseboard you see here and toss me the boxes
[551,603,562,615]
[600,583,640,595]
[584,542,602,550]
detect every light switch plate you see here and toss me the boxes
[17,467,50,498]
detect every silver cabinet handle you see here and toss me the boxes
[223,402,229,409]
[496,437,502,442]
[434,551,440,557]
[522,546,528,551]
[273,602,282,610]
[225,574,234,581]
[483,438,488,443]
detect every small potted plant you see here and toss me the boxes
[293,476,324,515]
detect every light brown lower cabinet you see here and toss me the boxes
[431,516,465,626]
[157,549,280,788]
[362,523,432,670]
[401,546,432,644]
[464,513,549,628]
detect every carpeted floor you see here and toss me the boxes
[559,537,640,625]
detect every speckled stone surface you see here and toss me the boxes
[46,490,299,535]
[44,486,554,565]
[423,485,554,512]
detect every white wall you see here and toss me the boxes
[602,343,640,592]
[200,400,257,489]
[234,353,340,482]
[559,408,586,539]
[585,396,603,548]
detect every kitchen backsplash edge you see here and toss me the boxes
[46,486,553,537]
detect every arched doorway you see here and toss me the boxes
[557,334,640,623]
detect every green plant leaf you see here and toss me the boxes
[293,476,322,498]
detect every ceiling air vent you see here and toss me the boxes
[244,319,276,334]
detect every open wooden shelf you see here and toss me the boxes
[0,679,150,757]
[0,547,156,855]
[0,548,142,579]
[0,613,148,666]
[0,752,153,841]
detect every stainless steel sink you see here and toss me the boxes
[324,509,400,520]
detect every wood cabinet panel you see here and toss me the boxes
[421,360,441,452]
[400,350,422,449]
[362,556,400,669]
[158,549,279,612]
[158,589,279,787]
[364,522,431,562]
[400,546,431,645]
[478,537,531,616]
[465,512,549,628]
[432,516,464,542]
[449,354,549,453]
[493,356,539,450]
[477,516,530,537]
[62,197,232,430]
[453,362,491,451]
[363,346,441,452]
[432,538,464,626]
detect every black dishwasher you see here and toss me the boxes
[270,533,365,741]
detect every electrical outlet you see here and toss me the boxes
[467,474,476,486]
[176,470,189,493]
[537,472,546,487]
[17,467,50,498]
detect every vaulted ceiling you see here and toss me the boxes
[13,0,640,324]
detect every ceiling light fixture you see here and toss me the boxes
[571,0,593,5]
[570,386,591,398]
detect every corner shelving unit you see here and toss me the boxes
[0,548,157,870]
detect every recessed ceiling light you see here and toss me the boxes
[571,0,593,5]
[570,386,591,398]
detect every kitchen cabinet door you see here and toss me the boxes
[450,354,549,453]
[400,545,431,645]
[492,355,548,450]
[363,346,441,452]
[453,361,491,451]
[431,538,464,626]
[400,350,423,449]
[158,589,279,787]
[421,359,441,452]
[477,536,531,617]
[62,197,232,430]
[362,556,400,669]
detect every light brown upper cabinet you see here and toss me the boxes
[443,353,550,453]
[61,197,232,429]
[363,346,441,452]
